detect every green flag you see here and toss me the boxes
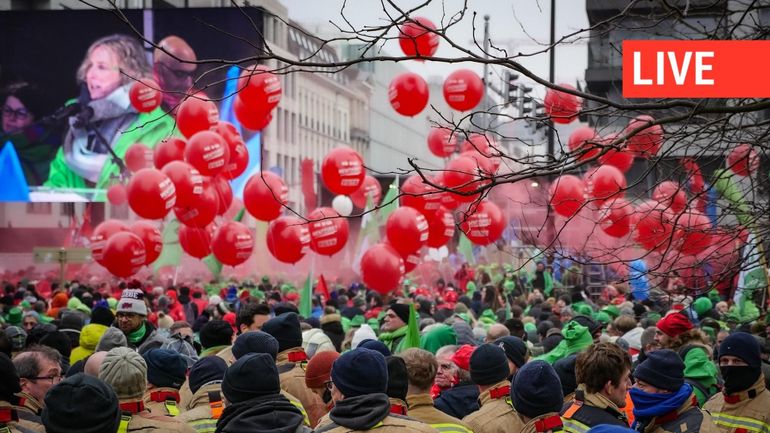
[153,219,182,272]
[458,231,475,264]
[403,303,420,351]
[300,272,313,318]
[376,177,400,227]
[204,208,246,281]
[713,169,753,228]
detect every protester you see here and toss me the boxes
[99,347,195,433]
[179,356,227,433]
[0,353,42,432]
[305,351,339,412]
[495,336,529,378]
[463,343,523,433]
[511,360,565,433]
[142,348,188,416]
[12,345,62,418]
[562,342,631,432]
[704,332,770,433]
[314,347,437,432]
[385,355,409,415]
[434,344,480,419]
[400,348,472,433]
[41,373,121,433]
[152,35,198,113]
[114,289,167,354]
[379,303,411,353]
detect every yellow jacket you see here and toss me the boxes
[704,376,770,433]
[463,380,523,433]
[177,383,223,433]
[276,348,326,427]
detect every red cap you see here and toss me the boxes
[451,344,476,371]
[305,351,340,389]
[656,312,693,338]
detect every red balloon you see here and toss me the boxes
[350,175,382,209]
[460,200,505,245]
[543,84,580,124]
[237,64,282,110]
[233,96,273,131]
[216,121,249,180]
[584,165,626,204]
[443,156,487,203]
[389,72,429,116]
[106,184,127,206]
[102,232,146,278]
[130,221,162,265]
[461,134,501,174]
[308,207,349,256]
[386,207,429,255]
[321,147,365,195]
[652,181,687,214]
[213,176,233,216]
[127,168,176,220]
[400,174,444,217]
[153,137,186,169]
[549,175,585,218]
[598,134,633,173]
[460,150,497,176]
[625,115,663,158]
[267,216,311,264]
[212,221,254,266]
[243,171,288,221]
[443,69,484,111]
[568,127,602,161]
[398,17,439,58]
[633,200,673,251]
[179,224,213,259]
[124,143,153,173]
[177,96,219,138]
[435,172,459,210]
[426,206,455,248]
[427,127,457,158]
[174,178,218,228]
[90,220,130,265]
[727,144,759,176]
[675,211,713,256]
[128,79,161,113]
[162,161,204,209]
[185,130,230,177]
[598,198,632,238]
[360,243,405,295]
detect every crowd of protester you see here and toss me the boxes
[0,267,769,433]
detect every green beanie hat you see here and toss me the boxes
[107,298,118,310]
[594,311,611,325]
[646,312,661,324]
[524,322,537,333]
[7,307,22,326]
[693,297,713,317]
[466,281,477,295]
[602,305,620,319]
[351,315,365,328]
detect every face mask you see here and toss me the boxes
[322,388,332,404]
[720,365,760,394]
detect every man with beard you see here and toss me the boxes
[705,332,770,433]
[115,289,166,354]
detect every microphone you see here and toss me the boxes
[43,83,92,125]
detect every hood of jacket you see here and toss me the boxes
[420,324,457,354]
[329,393,391,431]
[79,323,108,351]
[216,394,304,433]
[434,382,480,419]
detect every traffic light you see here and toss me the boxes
[505,71,520,105]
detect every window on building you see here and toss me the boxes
[27,203,52,215]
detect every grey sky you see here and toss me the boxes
[281,0,588,96]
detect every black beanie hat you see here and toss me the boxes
[0,353,21,401]
[470,343,510,386]
[200,320,234,350]
[189,356,227,395]
[719,332,761,368]
[495,336,528,368]
[262,313,302,353]
[633,349,685,391]
[541,334,563,354]
[358,339,391,357]
[553,354,578,396]
[232,331,279,360]
[386,356,408,401]
[40,331,72,359]
[389,304,411,325]
[90,306,115,327]
[222,353,280,403]
[42,373,121,433]
[511,360,564,418]
[572,316,602,335]
[331,348,387,398]
[142,348,187,389]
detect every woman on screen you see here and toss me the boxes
[1,82,60,185]
[44,34,174,190]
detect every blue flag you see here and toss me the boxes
[0,142,30,201]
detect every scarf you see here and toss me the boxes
[631,383,692,431]
[379,326,408,351]
[128,322,147,345]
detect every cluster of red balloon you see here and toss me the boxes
[727,143,759,176]
[233,65,282,131]
[90,220,161,278]
[389,17,483,117]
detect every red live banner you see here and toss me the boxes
[622,40,770,98]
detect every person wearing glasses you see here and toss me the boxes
[44,34,175,190]
[0,81,60,185]
[153,35,198,115]
[10,345,62,428]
